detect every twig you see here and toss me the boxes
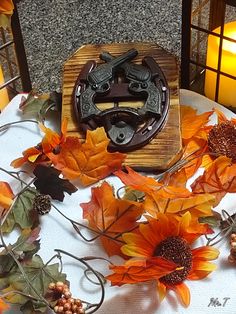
[55,249,105,314]
[0,119,38,133]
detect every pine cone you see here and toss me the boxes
[33,194,51,215]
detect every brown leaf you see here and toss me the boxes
[80,181,144,257]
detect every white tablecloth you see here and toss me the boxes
[1,90,236,314]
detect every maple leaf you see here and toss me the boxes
[115,166,190,199]
[10,119,67,168]
[0,228,41,275]
[143,192,215,218]
[48,127,126,186]
[106,257,177,286]
[33,165,77,202]
[1,188,40,233]
[0,181,14,212]
[0,298,9,313]
[2,255,66,311]
[180,105,213,141]
[80,181,144,257]
[0,0,14,29]
[19,90,62,122]
[191,156,236,206]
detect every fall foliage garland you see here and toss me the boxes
[0,92,236,313]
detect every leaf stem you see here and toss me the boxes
[0,119,38,133]
[52,203,125,244]
[54,249,105,314]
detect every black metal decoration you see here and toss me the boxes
[0,0,31,106]
[181,0,236,108]
[73,49,169,152]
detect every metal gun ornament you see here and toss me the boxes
[73,49,169,152]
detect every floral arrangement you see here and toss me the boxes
[0,90,236,314]
[0,0,14,29]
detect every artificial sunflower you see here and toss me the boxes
[181,106,236,172]
[177,106,236,205]
[107,212,219,307]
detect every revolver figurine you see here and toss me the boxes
[75,49,169,151]
[100,51,165,117]
[79,49,138,121]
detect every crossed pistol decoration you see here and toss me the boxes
[73,48,170,152]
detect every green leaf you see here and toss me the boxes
[10,228,41,259]
[4,255,67,307]
[199,215,220,228]
[0,276,10,290]
[2,188,40,233]
[0,255,15,274]
[0,228,40,275]
[122,188,145,202]
[19,91,50,117]
[20,300,48,314]
[19,90,62,122]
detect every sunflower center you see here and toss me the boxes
[208,121,236,161]
[154,236,192,285]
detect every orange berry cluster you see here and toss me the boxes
[228,233,236,264]
[48,282,85,314]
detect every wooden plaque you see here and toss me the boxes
[62,43,182,171]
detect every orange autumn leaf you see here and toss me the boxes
[80,181,143,257]
[115,166,191,199]
[0,0,14,28]
[107,257,177,286]
[48,128,126,186]
[11,146,44,168]
[143,192,215,218]
[11,119,67,168]
[39,118,67,155]
[0,181,14,210]
[0,298,9,314]
[166,138,207,187]
[191,156,236,206]
[0,0,14,14]
[181,105,213,141]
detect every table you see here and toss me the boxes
[1,90,236,314]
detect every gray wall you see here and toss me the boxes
[17,0,182,92]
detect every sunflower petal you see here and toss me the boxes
[170,282,190,307]
[192,246,219,260]
[157,280,167,302]
[187,270,212,280]
[121,244,152,257]
[214,108,228,123]
[190,260,217,272]
[122,233,153,257]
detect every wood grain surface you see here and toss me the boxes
[62,42,182,171]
